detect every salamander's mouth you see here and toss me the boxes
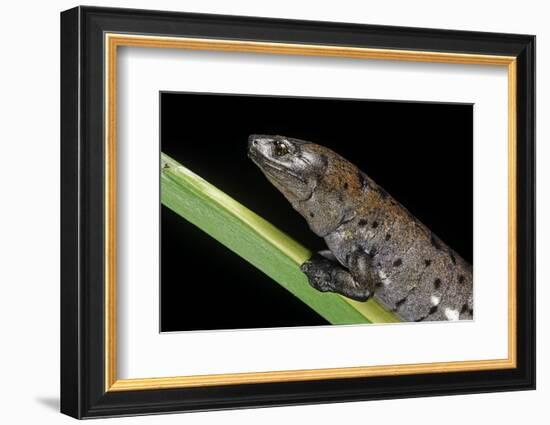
[247,145,270,170]
[248,148,306,184]
[247,145,263,165]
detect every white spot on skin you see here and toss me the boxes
[377,270,392,286]
[431,295,440,306]
[444,308,460,321]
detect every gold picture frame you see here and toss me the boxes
[61,6,534,419]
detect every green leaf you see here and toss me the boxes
[161,153,399,325]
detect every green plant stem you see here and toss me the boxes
[161,153,399,325]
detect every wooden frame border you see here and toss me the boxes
[61,6,535,418]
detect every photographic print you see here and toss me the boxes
[160,92,473,331]
[61,7,535,418]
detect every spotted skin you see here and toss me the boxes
[248,135,473,322]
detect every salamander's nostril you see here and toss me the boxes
[248,135,259,149]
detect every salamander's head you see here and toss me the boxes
[248,134,328,205]
[249,134,362,237]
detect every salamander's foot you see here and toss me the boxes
[300,254,336,293]
[300,252,372,302]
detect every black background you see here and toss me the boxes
[160,92,473,332]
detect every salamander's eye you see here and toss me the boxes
[274,140,290,157]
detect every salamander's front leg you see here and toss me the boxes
[300,250,375,302]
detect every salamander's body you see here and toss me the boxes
[248,134,473,322]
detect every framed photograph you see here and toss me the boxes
[60,6,535,419]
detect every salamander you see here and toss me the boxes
[248,134,473,322]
